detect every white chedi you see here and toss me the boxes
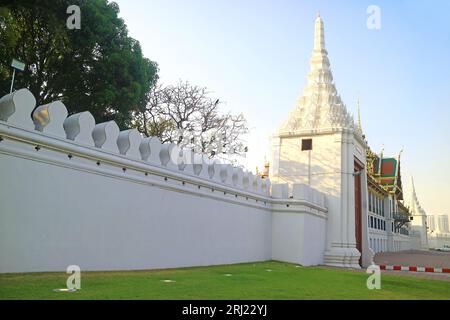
[279,14,354,133]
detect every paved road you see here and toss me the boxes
[320,265,450,282]
[380,269,450,282]
[319,250,450,282]
[374,250,450,268]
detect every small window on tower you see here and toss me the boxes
[301,139,312,151]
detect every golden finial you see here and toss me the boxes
[317,11,321,18]
[398,146,404,160]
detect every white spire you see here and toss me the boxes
[409,176,429,249]
[409,176,426,216]
[410,176,417,209]
[313,14,326,52]
[280,15,353,133]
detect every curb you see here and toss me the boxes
[378,265,450,273]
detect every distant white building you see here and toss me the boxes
[427,214,450,248]
[428,217,450,249]
[436,215,449,233]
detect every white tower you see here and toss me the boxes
[409,177,429,250]
[271,14,372,268]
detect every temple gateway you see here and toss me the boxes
[269,14,437,267]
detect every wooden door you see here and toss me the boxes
[354,159,363,266]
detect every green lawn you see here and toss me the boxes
[0,261,448,300]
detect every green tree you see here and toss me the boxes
[0,0,158,129]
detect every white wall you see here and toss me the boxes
[272,212,326,266]
[272,133,342,258]
[0,89,328,273]
[392,234,418,251]
[428,234,450,249]
[272,129,368,268]
[272,133,341,197]
[0,153,273,273]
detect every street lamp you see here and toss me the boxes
[10,58,25,93]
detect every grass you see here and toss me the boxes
[0,261,449,300]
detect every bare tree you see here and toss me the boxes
[132,81,248,160]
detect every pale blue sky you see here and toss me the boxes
[115,0,450,214]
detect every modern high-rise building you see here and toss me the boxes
[436,215,449,233]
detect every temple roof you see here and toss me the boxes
[367,148,404,199]
[279,15,354,133]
